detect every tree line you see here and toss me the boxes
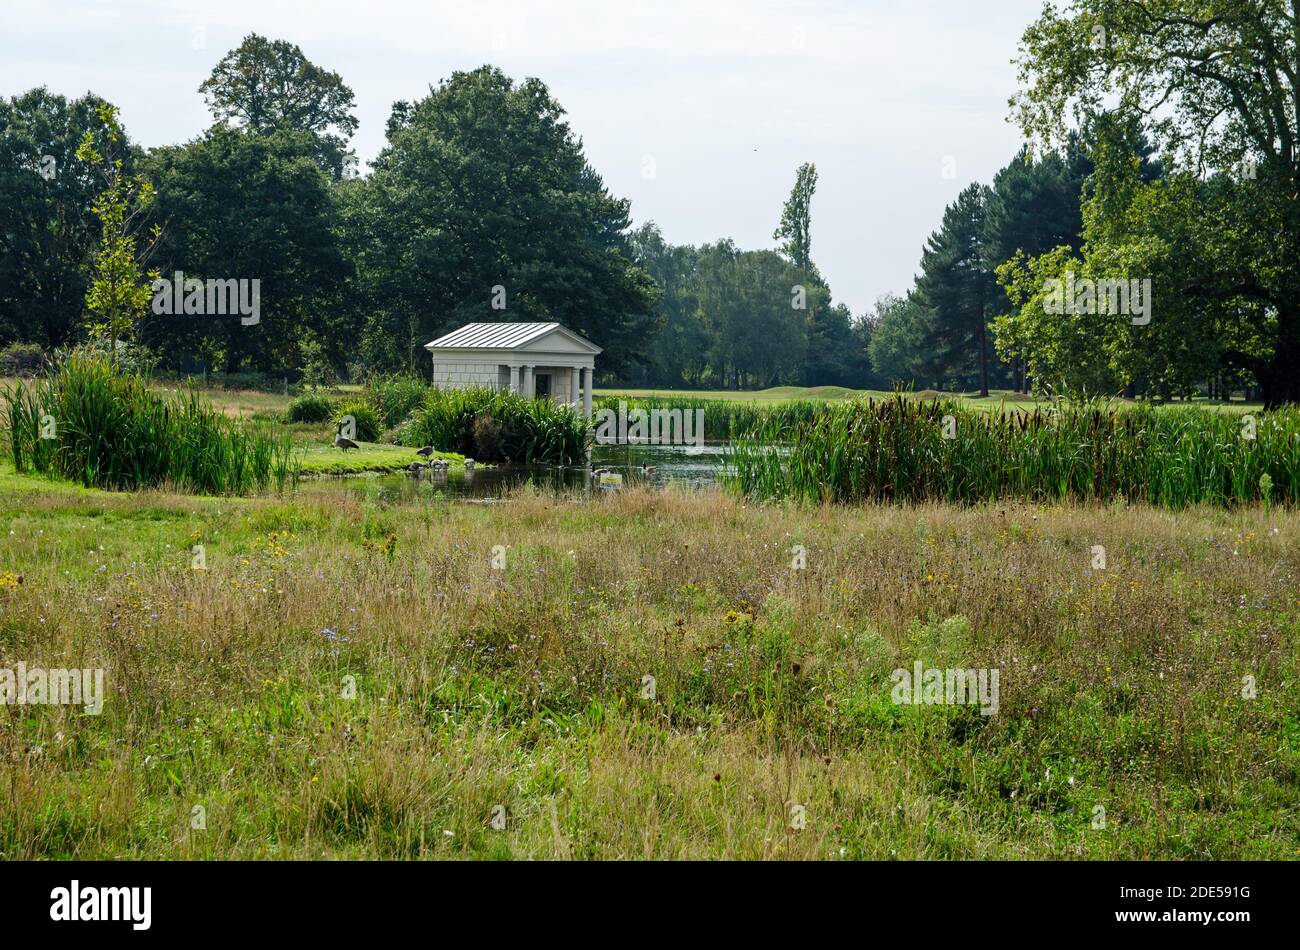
[872,0,1298,408]
[1,36,660,381]
[3,1,1296,405]
[0,34,870,392]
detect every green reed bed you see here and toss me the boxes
[365,374,429,429]
[730,396,1300,507]
[402,386,588,464]
[592,394,823,441]
[3,352,297,494]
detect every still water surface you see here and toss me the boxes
[292,442,732,502]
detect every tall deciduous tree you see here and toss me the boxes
[803,301,868,387]
[143,126,346,373]
[364,66,657,375]
[995,119,1240,400]
[774,163,839,385]
[868,292,932,387]
[695,242,807,388]
[199,34,358,178]
[627,222,709,387]
[0,89,131,349]
[1013,0,1300,406]
[774,162,818,272]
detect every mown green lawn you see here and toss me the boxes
[596,385,877,402]
[595,385,1262,413]
[296,441,466,476]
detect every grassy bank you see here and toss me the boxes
[296,442,467,476]
[1,468,1296,859]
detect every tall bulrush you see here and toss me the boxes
[730,395,1300,508]
[3,350,297,494]
[402,386,588,464]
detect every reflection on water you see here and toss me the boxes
[291,442,733,502]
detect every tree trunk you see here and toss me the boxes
[978,318,989,398]
[1260,300,1300,408]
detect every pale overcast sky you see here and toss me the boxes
[2,0,1045,315]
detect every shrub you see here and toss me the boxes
[286,392,336,424]
[1,343,45,377]
[2,350,297,494]
[333,400,381,442]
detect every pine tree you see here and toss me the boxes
[911,184,997,395]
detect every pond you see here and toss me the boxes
[290,441,733,502]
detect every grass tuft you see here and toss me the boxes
[3,350,298,495]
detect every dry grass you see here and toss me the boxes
[1,476,1297,858]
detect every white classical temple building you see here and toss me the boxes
[424,322,602,420]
